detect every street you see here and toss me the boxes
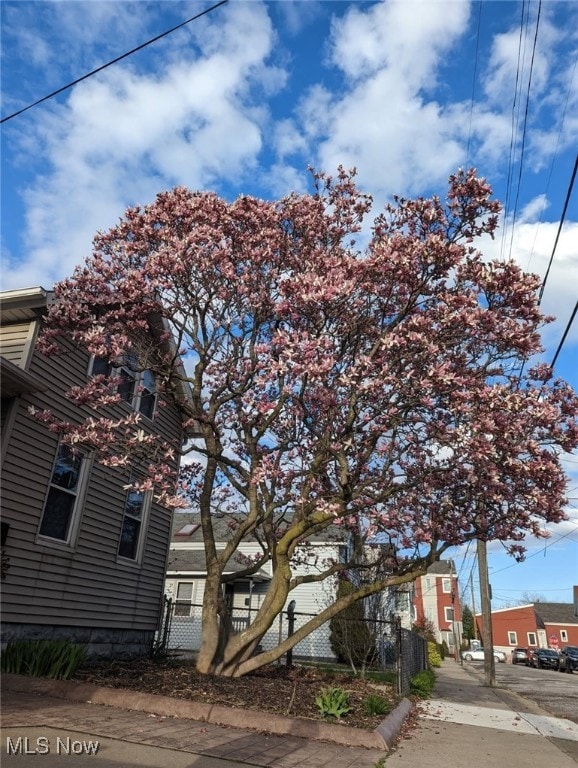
[463,661,578,723]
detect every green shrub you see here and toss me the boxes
[329,580,376,671]
[315,686,353,719]
[441,640,450,660]
[428,641,442,668]
[410,668,436,699]
[362,693,391,716]
[1,639,87,680]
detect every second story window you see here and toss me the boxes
[89,355,157,419]
[118,487,151,562]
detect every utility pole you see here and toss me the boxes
[449,560,460,663]
[470,571,478,640]
[477,538,496,687]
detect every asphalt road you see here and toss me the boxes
[464,661,578,724]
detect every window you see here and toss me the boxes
[118,488,150,561]
[527,632,537,646]
[395,590,409,611]
[444,607,454,622]
[175,582,195,617]
[442,578,452,594]
[508,631,517,645]
[89,355,157,419]
[561,630,568,642]
[38,444,88,544]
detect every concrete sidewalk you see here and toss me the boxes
[388,660,578,767]
[2,660,578,767]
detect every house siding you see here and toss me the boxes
[473,603,578,657]
[0,320,37,367]
[413,566,462,650]
[165,536,343,660]
[1,317,184,658]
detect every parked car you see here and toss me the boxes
[559,646,578,673]
[462,648,507,663]
[511,647,529,665]
[530,648,560,670]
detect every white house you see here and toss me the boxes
[164,512,350,659]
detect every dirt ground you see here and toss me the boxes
[75,657,400,731]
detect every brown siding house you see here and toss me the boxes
[0,287,189,657]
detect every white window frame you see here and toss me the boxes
[508,631,517,645]
[37,443,90,547]
[442,578,451,593]
[444,606,454,623]
[117,487,151,564]
[89,355,157,420]
[560,630,568,642]
[174,581,196,617]
[527,632,537,646]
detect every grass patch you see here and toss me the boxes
[1,639,87,680]
[410,668,436,699]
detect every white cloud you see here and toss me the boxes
[328,0,470,88]
[1,1,282,291]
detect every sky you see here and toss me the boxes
[1,0,577,610]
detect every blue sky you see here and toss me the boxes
[1,0,577,609]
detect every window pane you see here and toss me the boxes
[39,488,75,540]
[141,370,155,391]
[91,356,112,377]
[118,517,141,559]
[177,583,194,601]
[52,446,82,491]
[139,390,156,419]
[118,369,136,402]
[125,490,144,520]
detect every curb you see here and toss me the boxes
[1,673,413,750]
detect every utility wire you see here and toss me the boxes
[538,154,578,306]
[501,0,528,261]
[1,0,228,124]
[527,53,578,271]
[506,0,542,263]
[490,523,578,577]
[465,0,483,168]
[550,298,578,370]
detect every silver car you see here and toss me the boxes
[461,648,507,663]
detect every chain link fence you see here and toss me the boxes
[158,597,427,694]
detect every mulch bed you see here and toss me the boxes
[74,658,399,731]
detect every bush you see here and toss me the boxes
[329,579,376,670]
[1,639,87,680]
[315,686,353,719]
[362,693,391,716]
[428,641,442,668]
[441,640,450,659]
[410,668,436,699]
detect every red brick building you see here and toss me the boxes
[475,602,578,656]
[413,561,463,653]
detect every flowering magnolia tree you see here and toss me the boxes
[39,168,578,677]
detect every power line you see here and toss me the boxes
[500,0,528,261]
[0,0,229,124]
[527,53,578,271]
[550,298,578,369]
[490,523,578,577]
[538,153,578,306]
[506,0,542,263]
[465,0,483,167]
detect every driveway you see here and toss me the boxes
[463,661,578,723]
